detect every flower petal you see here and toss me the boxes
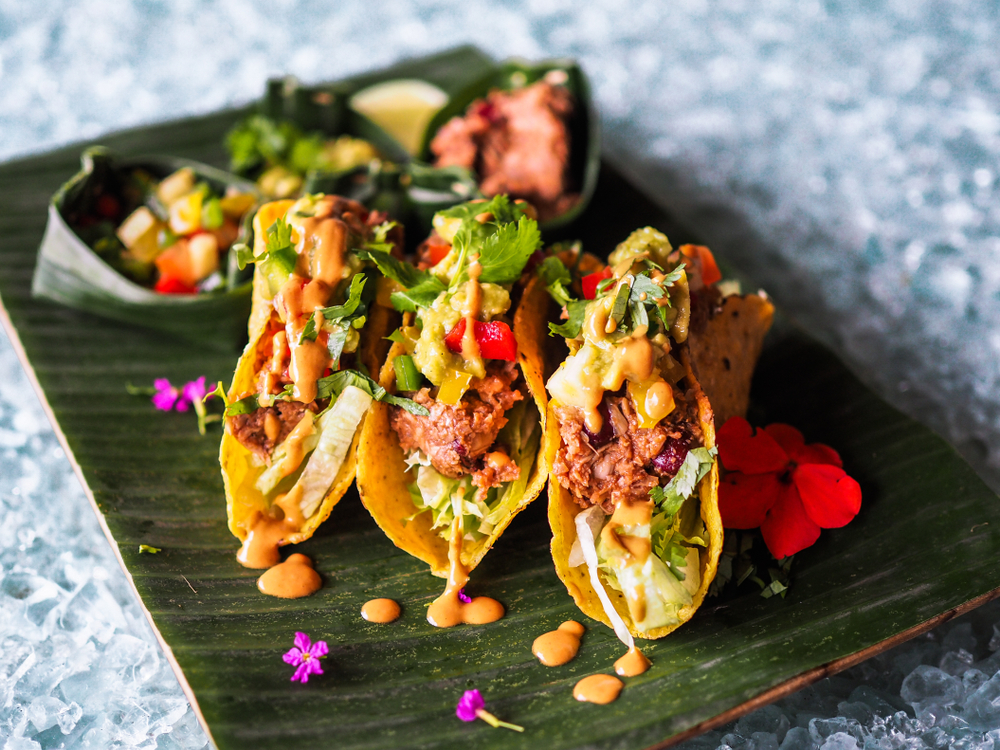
[793,442,843,468]
[291,662,312,683]
[456,690,485,722]
[760,483,821,559]
[793,463,861,528]
[151,389,178,412]
[718,472,781,528]
[309,640,329,659]
[293,632,312,653]
[763,424,804,455]
[183,376,207,403]
[282,647,303,666]
[718,417,789,474]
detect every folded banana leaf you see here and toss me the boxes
[229,46,496,194]
[31,147,259,350]
[416,56,601,231]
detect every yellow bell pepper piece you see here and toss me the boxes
[628,376,676,429]
[437,369,473,405]
[252,200,296,257]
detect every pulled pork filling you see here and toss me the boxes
[430,80,578,222]
[552,389,702,513]
[228,401,319,463]
[390,361,524,491]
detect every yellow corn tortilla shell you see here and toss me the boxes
[220,198,398,546]
[689,293,774,425]
[547,347,723,639]
[356,272,553,577]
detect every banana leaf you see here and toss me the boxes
[416,56,601,231]
[5,89,1000,750]
[31,146,259,351]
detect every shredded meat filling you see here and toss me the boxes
[430,80,579,222]
[227,400,318,463]
[552,391,701,512]
[390,361,525,490]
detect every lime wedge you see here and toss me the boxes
[349,79,449,156]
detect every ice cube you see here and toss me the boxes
[819,732,858,750]
[900,666,963,707]
[779,728,817,750]
[810,717,864,744]
[26,695,65,732]
[57,700,82,734]
[942,624,979,656]
[940,649,976,676]
[748,732,781,750]
[963,671,1000,730]
[738,705,792,743]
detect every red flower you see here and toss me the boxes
[717,417,862,559]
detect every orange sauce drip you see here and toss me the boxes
[532,621,585,666]
[257,553,321,599]
[361,598,401,623]
[236,511,297,569]
[573,674,623,705]
[614,645,651,677]
[426,517,504,628]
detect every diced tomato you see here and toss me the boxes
[154,274,198,295]
[426,240,451,266]
[680,244,722,287]
[582,267,613,299]
[444,319,518,361]
[96,194,121,220]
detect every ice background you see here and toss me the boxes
[1,0,999,747]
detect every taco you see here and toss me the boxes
[218,193,419,568]
[539,227,723,639]
[355,195,551,594]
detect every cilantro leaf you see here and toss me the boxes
[549,299,588,338]
[224,395,260,417]
[537,255,574,307]
[389,277,448,312]
[476,215,542,285]
[315,370,429,416]
[650,447,717,516]
[300,273,368,343]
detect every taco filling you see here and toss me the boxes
[361,195,543,549]
[220,194,423,567]
[541,227,720,636]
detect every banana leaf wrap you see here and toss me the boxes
[31,146,259,351]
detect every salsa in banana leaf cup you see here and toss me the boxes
[32,147,259,350]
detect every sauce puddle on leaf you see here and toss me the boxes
[362,598,401,623]
[427,517,504,628]
[614,645,651,677]
[256,553,321,599]
[532,621,585,666]
[573,674,624,704]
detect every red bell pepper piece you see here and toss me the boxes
[680,244,722,286]
[581,267,613,299]
[444,319,517,361]
[154,275,198,295]
[426,240,451,267]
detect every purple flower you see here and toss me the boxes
[152,379,181,411]
[283,632,329,683]
[456,689,485,722]
[182,376,208,409]
[455,689,523,732]
[458,588,472,604]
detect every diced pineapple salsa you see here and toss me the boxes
[111,168,255,294]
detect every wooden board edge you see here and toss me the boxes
[650,586,1000,749]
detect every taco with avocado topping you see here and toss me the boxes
[538,227,723,639]
[218,193,425,565]
[355,195,551,579]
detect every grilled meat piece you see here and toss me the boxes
[552,392,701,512]
[228,400,316,463]
[430,80,578,222]
[390,361,524,489]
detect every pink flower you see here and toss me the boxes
[458,589,472,604]
[283,632,328,683]
[455,689,523,732]
[182,376,208,407]
[152,379,182,411]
